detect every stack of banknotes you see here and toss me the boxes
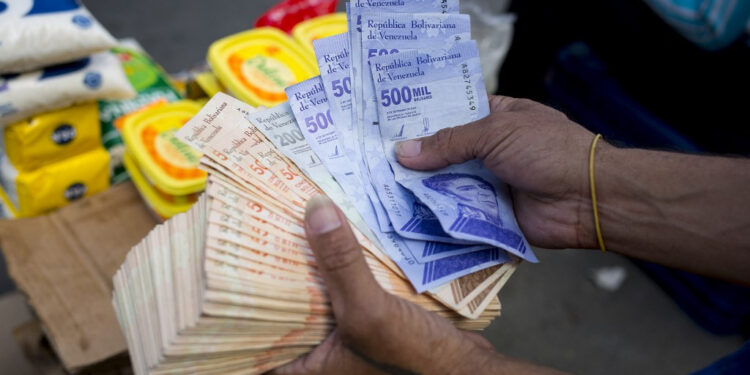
[112,1,538,373]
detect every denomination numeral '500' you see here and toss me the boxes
[368,48,399,58]
[304,110,334,133]
[380,86,413,107]
[331,77,351,97]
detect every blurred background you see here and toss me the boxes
[0,0,748,373]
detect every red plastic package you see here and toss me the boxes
[255,0,338,33]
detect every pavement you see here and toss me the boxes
[0,1,744,374]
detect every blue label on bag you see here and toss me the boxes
[64,182,86,201]
[71,14,90,28]
[51,124,76,145]
[83,71,101,89]
[39,58,90,80]
[27,0,80,15]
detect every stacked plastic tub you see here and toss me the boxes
[121,100,205,221]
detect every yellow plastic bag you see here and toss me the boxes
[0,148,110,217]
[3,103,101,171]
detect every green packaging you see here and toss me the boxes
[99,46,182,184]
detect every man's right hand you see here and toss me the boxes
[395,95,599,250]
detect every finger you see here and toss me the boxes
[489,94,522,112]
[395,118,491,170]
[394,95,536,171]
[267,331,384,375]
[304,195,386,319]
[266,333,338,375]
[462,331,494,351]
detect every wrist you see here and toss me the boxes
[580,142,656,253]
[449,342,570,375]
[574,138,622,251]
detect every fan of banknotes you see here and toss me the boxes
[113,1,538,374]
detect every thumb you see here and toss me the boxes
[395,119,490,170]
[304,195,386,319]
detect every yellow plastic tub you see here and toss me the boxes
[121,100,205,220]
[3,103,101,171]
[122,152,195,221]
[208,27,318,108]
[292,13,347,57]
[0,147,110,217]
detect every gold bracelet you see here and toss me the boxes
[589,134,606,252]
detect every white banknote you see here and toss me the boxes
[369,41,538,263]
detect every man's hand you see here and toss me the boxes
[396,96,598,249]
[270,195,495,374]
[396,95,750,284]
[270,195,565,375]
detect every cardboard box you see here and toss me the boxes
[13,319,132,375]
[0,182,158,371]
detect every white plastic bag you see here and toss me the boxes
[0,0,118,74]
[460,0,515,94]
[0,52,136,126]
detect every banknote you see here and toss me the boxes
[312,33,358,165]
[246,99,513,311]
[285,76,510,292]
[360,12,475,247]
[248,103,407,274]
[285,75,488,263]
[349,0,460,155]
[247,102,369,237]
[200,145,406,282]
[347,0,460,234]
[175,94,308,213]
[369,41,538,263]
[190,94,319,202]
[113,164,503,375]
[183,93,490,294]
[311,33,394,233]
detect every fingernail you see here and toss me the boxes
[396,140,421,157]
[305,195,342,235]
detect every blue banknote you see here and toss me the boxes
[360,12,474,245]
[369,41,538,263]
[348,0,459,180]
[284,76,509,290]
[285,77,375,230]
[284,76,488,261]
[312,33,394,234]
[312,34,358,163]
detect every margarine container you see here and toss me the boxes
[122,152,194,221]
[121,100,205,219]
[208,27,318,108]
[0,148,110,218]
[292,13,348,57]
[3,103,101,171]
